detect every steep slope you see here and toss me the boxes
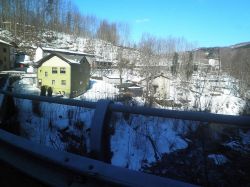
[0,28,140,63]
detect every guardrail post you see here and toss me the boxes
[90,99,113,162]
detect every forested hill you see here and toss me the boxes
[1,0,250,89]
[0,0,130,46]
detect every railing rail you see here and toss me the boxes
[0,129,195,187]
[0,90,250,186]
[1,90,249,126]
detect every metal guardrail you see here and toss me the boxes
[0,129,195,187]
[1,90,249,126]
[0,90,250,186]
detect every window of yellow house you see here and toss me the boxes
[60,67,66,74]
[3,48,6,53]
[52,80,55,85]
[45,72,48,77]
[61,80,66,85]
[52,67,57,74]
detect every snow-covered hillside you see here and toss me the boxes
[166,73,246,115]
[0,28,140,63]
[0,27,248,116]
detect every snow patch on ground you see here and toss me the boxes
[223,130,250,153]
[78,79,119,101]
[240,130,250,145]
[12,78,40,95]
[111,114,190,171]
[15,98,94,152]
[194,94,245,115]
[208,154,229,165]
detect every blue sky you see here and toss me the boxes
[72,0,250,47]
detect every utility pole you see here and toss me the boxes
[15,23,18,41]
[2,21,11,31]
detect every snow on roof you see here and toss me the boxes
[36,53,85,67]
[16,54,33,64]
[34,47,44,62]
[61,54,81,64]
[104,75,121,79]
[140,73,171,82]
[22,73,37,78]
[130,77,142,83]
[64,58,80,64]
[0,39,11,46]
[85,56,95,64]
[1,70,26,75]
[17,60,33,64]
[42,47,95,57]
[128,86,142,89]
[95,59,113,63]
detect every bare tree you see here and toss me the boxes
[116,48,134,85]
[138,34,162,105]
[117,22,130,46]
[96,20,119,44]
[171,52,179,76]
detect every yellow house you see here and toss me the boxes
[0,39,15,71]
[37,53,90,98]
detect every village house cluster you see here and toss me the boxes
[0,38,223,102]
[0,41,93,98]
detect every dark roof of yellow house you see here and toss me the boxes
[36,53,89,68]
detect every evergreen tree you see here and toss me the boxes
[171,52,179,75]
